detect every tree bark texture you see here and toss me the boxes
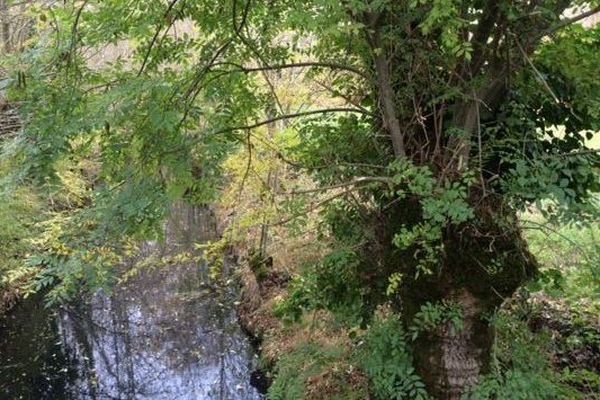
[0,0,10,53]
[369,196,537,398]
[402,205,537,398]
[411,290,494,400]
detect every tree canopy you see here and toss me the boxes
[1,0,600,397]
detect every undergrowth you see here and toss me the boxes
[465,312,582,399]
[268,340,369,400]
[264,215,600,399]
[354,313,429,400]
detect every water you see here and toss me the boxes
[0,204,263,400]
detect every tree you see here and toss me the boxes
[0,0,9,53]
[5,0,600,398]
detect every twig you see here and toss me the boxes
[236,130,252,204]
[277,176,392,196]
[514,35,560,104]
[268,190,349,227]
[137,0,181,76]
[65,0,88,75]
[542,6,600,37]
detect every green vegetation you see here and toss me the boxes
[269,340,368,400]
[469,313,581,400]
[1,0,600,398]
[0,186,41,311]
[525,216,600,311]
[356,313,429,400]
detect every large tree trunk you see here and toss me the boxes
[414,216,535,398]
[379,197,537,399]
[410,289,494,399]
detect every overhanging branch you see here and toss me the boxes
[211,61,370,80]
[542,6,600,37]
[208,107,374,136]
[278,176,393,196]
[137,0,181,77]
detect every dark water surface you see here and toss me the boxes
[0,204,263,400]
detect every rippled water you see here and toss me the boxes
[0,204,263,400]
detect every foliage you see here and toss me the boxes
[560,367,600,396]
[4,0,599,297]
[389,159,476,276]
[459,216,600,399]
[268,342,326,400]
[408,300,463,341]
[524,213,600,312]
[2,0,600,398]
[494,24,600,222]
[273,249,368,325]
[0,186,42,302]
[465,312,582,399]
[355,313,429,400]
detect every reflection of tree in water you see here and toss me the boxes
[0,293,79,399]
[58,204,261,399]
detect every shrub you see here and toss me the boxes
[273,249,367,325]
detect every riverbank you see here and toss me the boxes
[234,251,372,399]
[233,242,600,399]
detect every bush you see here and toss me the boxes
[0,186,41,310]
[273,249,367,325]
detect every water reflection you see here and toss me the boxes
[0,293,77,399]
[0,204,262,400]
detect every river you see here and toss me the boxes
[0,204,263,400]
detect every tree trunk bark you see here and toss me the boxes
[0,0,10,53]
[411,289,494,400]
[387,198,537,399]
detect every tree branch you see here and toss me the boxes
[211,61,370,80]
[208,107,374,137]
[366,19,406,158]
[544,6,600,36]
[514,36,560,104]
[278,176,393,196]
[65,0,88,74]
[269,189,356,227]
[137,0,181,77]
[179,0,252,121]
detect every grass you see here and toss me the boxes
[522,211,600,312]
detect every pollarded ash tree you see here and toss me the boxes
[6,0,600,398]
